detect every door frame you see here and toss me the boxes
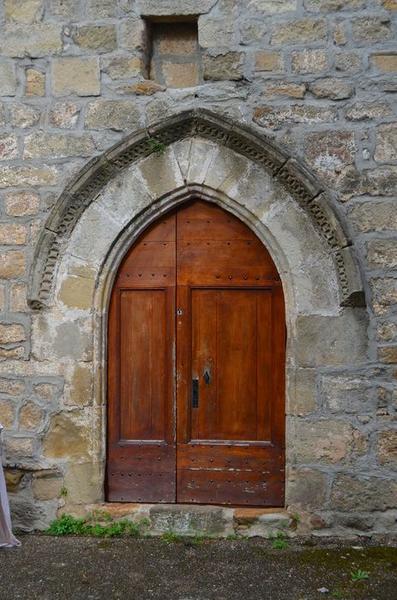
[102,189,287,505]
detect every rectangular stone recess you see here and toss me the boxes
[148,20,201,88]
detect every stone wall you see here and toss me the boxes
[0,0,396,536]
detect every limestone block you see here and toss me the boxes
[375,123,397,162]
[370,277,397,315]
[0,378,25,396]
[378,346,397,364]
[0,24,62,58]
[237,512,292,538]
[58,264,96,311]
[119,18,146,51]
[335,52,362,74]
[349,200,397,233]
[352,17,392,42]
[0,165,59,188]
[262,82,306,99]
[85,100,142,131]
[162,62,199,88]
[253,104,336,130]
[9,283,28,313]
[47,0,80,18]
[202,145,250,192]
[85,0,117,18]
[320,375,374,414]
[291,49,328,73]
[377,431,397,469]
[305,0,365,9]
[345,101,392,121]
[11,104,41,128]
[4,436,35,461]
[198,15,235,49]
[367,239,397,269]
[5,191,40,216]
[309,78,354,100]
[25,68,45,96]
[65,364,93,407]
[203,53,244,81]
[185,138,218,185]
[0,134,18,161]
[32,470,63,500]
[271,19,327,44]
[139,0,218,15]
[19,402,44,431]
[64,462,102,504]
[286,468,328,509]
[49,102,80,129]
[24,132,95,159]
[0,251,25,278]
[126,81,165,95]
[286,368,317,416]
[149,504,232,537]
[43,413,90,459]
[0,223,27,245]
[289,418,366,465]
[97,167,153,227]
[138,146,184,199]
[330,475,397,511]
[371,54,397,72]
[248,0,297,12]
[4,469,25,493]
[0,323,26,344]
[52,57,100,97]
[33,383,59,401]
[255,51,284,72]
[71,25,117,53]
[5,0,43,23]
[0,62,17,95]
[67,203,123,264]
[304,130,355,182]
[0,398,16,428]
[293,309,368,367]
[102,56,142,80]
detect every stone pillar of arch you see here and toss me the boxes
[28,110,368,516]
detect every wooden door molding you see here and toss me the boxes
[107,200,286,506]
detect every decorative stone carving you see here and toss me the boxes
[28,109,364,309]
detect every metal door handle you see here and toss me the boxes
[192,378,199,408]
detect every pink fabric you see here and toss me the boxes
[0,425,20,548]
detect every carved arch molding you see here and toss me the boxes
[29,109,364,310]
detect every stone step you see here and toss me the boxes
[73,503,293,538]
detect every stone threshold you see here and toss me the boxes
[75,502,293,538]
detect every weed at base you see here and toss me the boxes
[46,513,147,538]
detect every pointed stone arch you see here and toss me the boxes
[29,109,364,310]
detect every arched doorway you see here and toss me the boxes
[106,199,285,506]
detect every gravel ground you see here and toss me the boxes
[0,536,396,600]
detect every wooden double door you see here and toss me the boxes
[107,200,285,506]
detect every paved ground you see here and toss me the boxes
[0,536,396,600]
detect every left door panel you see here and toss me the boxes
[106,214,176,502]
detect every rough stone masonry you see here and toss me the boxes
[0,0,396,537]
